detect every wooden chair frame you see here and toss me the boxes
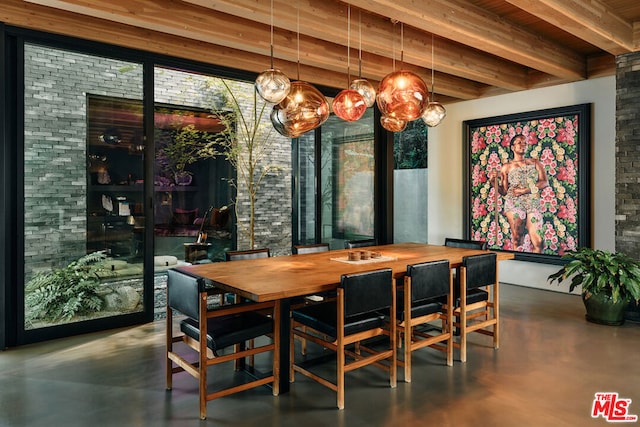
[451,254,499,362]
[291,271,396,410]
[166,274,280,420]
[396,263,453,383]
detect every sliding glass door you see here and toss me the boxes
[22,43,146,332]
[294,109,376,249]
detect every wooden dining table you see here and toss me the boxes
[175,242,515,392]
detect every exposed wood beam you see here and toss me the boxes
[22,0,484,99]
[343,0,587,80]
[587,53,616,79]
[505,0,635,56]
[184,0,530,91]
[0,0,362,93]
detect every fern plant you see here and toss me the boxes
[25,251,110,324]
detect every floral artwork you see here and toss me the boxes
[466,105,589,259]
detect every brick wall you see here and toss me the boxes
[615,52,640,258]
[24,44,143,275]
[23,45,292,278]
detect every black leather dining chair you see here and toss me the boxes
[225,248,270,261]
[291,243,331,352]
[397,260,453,382]
[444,237,487,250]
[165,269,280,420]
[291,268,397,409]
[224,248,270,304]
[452,252,499,362]
[344,238,378,249]
[293,243,330,254]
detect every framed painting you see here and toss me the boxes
[463,104,591,264]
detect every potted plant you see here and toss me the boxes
[155,122,218,186]
[548,247,640,325]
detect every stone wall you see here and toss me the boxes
[23,45,292,279]
[615,52,640,259]
[23,44,143,275]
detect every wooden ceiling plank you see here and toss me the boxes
[184,0,530,90]
[343,0,587,80]
[28,0,528,90]
[5,0,478,100]
[505,0,635,55]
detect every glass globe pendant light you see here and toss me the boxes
[377,69,429,122]
[332,5,367,122]
[272,81,330,138]
[270,2,329,137]
[332,89,367,122]
[380,115,407,132]
[376,22,429,124]
[350,78,376,108]
[255,0,290,104]
[422,101,447,127]
[421,34,446,127]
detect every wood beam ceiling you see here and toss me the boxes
[505,0,634,56]
[7,0,636,104]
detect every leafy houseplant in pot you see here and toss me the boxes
[548,247,640,325]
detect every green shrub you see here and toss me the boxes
[25,251,110,324]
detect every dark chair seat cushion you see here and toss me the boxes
[455,288,488,306]
[181,311,273,353]
[396,292,445,322]
[292,302,386,338]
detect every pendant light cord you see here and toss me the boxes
[400,22,404,68]
[296,0,300,80]
[358,10,363,78]
[431,33,435,100]
[269,0,275,69]
[346,5,351,86]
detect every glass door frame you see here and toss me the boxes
[291,107,395,248]
[1,25,260,347]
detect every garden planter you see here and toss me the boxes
[582,291,627,326]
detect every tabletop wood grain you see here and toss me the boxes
[175,243,515,302]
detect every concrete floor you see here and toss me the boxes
[1,284,639,427]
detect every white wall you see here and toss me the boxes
[427,76,616,292]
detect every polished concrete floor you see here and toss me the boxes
[1,284,639,427]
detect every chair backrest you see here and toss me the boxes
[462,253,497,289]
[344,238,378,249]
[444,237,487,250]
[340,268,392,317]
[406,260,451,302]
[167,269,205,320]
[225,248,270,261]
[293,243,330,255]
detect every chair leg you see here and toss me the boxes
[272,300,281,396]
[290,323,295,382]
[301,326,307,355]
[166,315,172,390]
[460,308,467,363]
[404,324,412,383]
[337,339,345,410]
[493,283,500,350]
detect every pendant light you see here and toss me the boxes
[377,22,429,125]
[422,34,447,127]
[380,115,407,132]
[271,0,329,137]
[332,5,367,122]
[255,0,291,104]
[349,10,376,108]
